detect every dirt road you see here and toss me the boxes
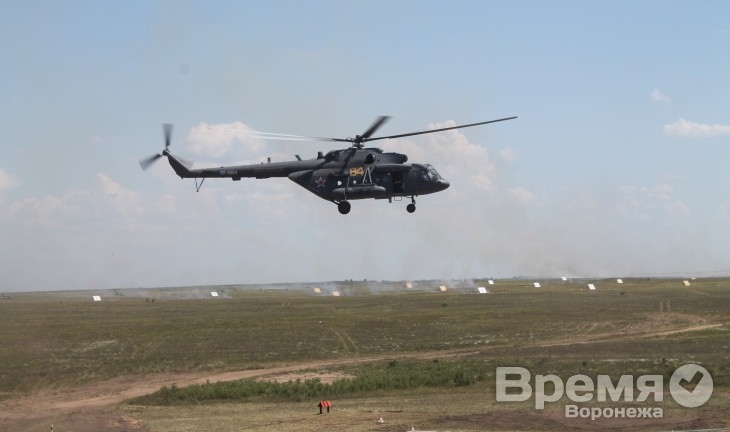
[0,322,723,432]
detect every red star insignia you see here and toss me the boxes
[315,177,326,188]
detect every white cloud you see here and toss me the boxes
[469,173,495,191]
[239,191,296,217]
[508,186,535,205]
[650,88,671,104]
[97,173,143,215]
[3,174,172,232]
[663,118,730,137]
[186,121,265,158]
[617,183,690,218]
[382,120,498,192]
[0,167,21,193]
[500,147,516,161]
[717,202,730,223]
[7,190,90,229]
[153,194,177,216]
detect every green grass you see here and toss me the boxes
[128,353,730,407]
[1,278,729,400]
[128,359,491,405]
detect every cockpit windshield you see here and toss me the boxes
[427,167,442,181]
[420,164,442,182]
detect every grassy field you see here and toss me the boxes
[1,278,729,431]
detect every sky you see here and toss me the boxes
[2,1,730,292]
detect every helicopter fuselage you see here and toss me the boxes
[143,116,516,214]
[164,147,449,213]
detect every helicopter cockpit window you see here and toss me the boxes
[427,167,442,181]
[420,165,441,182]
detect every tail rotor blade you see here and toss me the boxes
[163,123,173,149]
[139,153,163,171]
[140,124,175,172]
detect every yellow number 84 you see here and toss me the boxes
[349,167,365,177]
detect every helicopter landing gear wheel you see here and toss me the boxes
[407,196,416,213]
[338,201,351,215]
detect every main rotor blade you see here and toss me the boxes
[359,116,391,140]
[251,131,322,142]
[215,115,515,146]
[139,153,163,171]
[163,123,173,149]
[237,128,340,143]
[363,116,517,143]
[318,116,392,144]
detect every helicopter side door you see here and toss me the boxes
[392,171,404,193]
[403,168,419,195]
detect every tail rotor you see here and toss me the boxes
[139,123,173,171]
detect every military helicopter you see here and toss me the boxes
[140,116,516,214]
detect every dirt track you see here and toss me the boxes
[0,322,724,432]
[0,351,475,432]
